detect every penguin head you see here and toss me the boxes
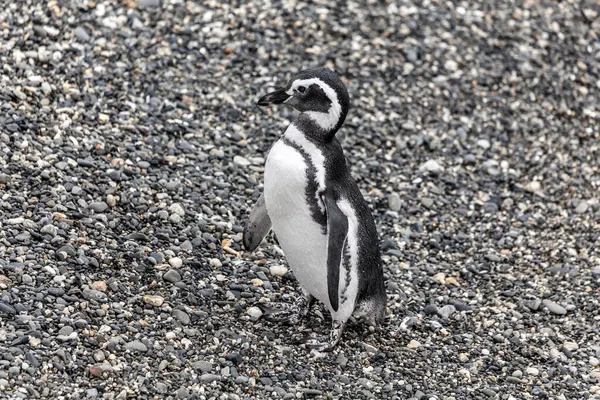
[257,68,350,137]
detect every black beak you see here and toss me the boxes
[257,87,290,106]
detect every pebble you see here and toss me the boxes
[407,340,421,349]
[444,59,458,72]
[82,289,107,302]
[89,202,109,213]
[139,0,161,7]
[200,374,221,383]
[526,367,539,376]
[172,309,190,324]
[168,257,183,268]
[169,203,185,216]
[233,155,251,166]
[74,26,90,42]
[192,361,212,372]
[437,305,457,319]
[419,160,444,173]
[575,200,588,214]
[143,295,164,307]
[388,193,402,211]
[106,194,117,207]
[246,307,263,319]
[543,300,567,315]
[125,341,148,352]
[0,303,16,314]
[269,265,288,277]
[163,269,182,283]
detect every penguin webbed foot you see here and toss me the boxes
[256,302,299,324]
[305,320,346,353]
[256,292,314,325]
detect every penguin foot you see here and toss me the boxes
[256,292,314,325]
[305,320,346,352]
[257,302,300,324]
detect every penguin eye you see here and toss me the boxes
[297,86,306,93]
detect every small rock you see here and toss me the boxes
[543,300,567,315]
[139,0,161,7]
[82,289,107,302]
[0,303,16,315]
[444,59,458,71]
[247,306,263,319]
[91,281,107,292]
[524,299,542,311]
[525,181,542,193]
[125,340,148,352]
[526,367,539,376]
[74,26,90,42]
[419,160,444,173]
[143,295,164,307]
[168,257,183,268]
[89,202,109,213]
[209,258,222,268]
[106,195,117,208]
[407,340,421,349]
[575,200,588,214]
[477,139,491,149]
[169,203,185,216]
[269,265,288,277]
[438,305,457,319]
[563,341,578,352]
[200,374,221,383]
[163,269,182,283]
[172,309,190,324]
[233,155,251,166]
[192,361,212,373]
[388,193,402,211]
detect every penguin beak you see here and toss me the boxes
[257,87,291,106]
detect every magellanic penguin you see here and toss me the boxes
[243,68,386,351]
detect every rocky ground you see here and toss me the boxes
[1,0,599,399]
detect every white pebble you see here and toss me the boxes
[169,203,185,216]
[169,257,183,268]
[526,367,539,376]
[233,155,250,166]
[209,258,222,268]
[444,59,458,72]
[419,160,445,173]
[247,306,263,319]
[269,265,288,277]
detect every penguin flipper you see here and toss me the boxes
[243,193,272,252]
[324,192,348,313]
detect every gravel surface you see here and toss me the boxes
[1,0,599,399]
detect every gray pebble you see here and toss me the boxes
[200,374,221,383]
[89,202,109,213]
[172,309,190,325]
[124,340,148,352]
[74,27,90,42]
[139,0,161,7]
[192,360,212,372]
[543,300,567,315]
[163,269,182,283]
[437,305,457,319]
[388,193,402,211]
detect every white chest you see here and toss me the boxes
[263,139,330,307]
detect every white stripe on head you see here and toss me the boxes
[284,124,326,213]
[287,78,342,131]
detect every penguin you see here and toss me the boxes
[243,68,386,351]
